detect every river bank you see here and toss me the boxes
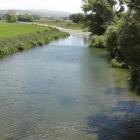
[36,19,88,31]
[0,23,69,57]
[33,22,90,36]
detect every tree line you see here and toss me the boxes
[81,0,140,93]
[0,10,40,23]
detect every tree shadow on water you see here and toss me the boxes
[84,101,140,140]
[104,87,128,96]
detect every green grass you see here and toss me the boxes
[0,22,49,38]
[0,22,70,57]
[37,19,88,31]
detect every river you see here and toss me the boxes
[0,30,140,140]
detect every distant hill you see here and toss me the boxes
[0,9,70,19]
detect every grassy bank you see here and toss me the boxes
[0,22,50,38]
[0,23,70,57]
[37,19,88,31]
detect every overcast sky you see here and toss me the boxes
[0,0,82,13]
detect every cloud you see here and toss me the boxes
[0,0,82,12]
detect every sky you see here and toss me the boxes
[0,0,82,13]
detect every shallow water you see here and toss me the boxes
[0,33,140,140]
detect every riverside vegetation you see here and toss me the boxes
[82,0,140,94]
[0,22,69,57]
[37,19,88,31]
[1,10,86,31]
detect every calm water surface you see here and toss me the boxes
[0,31,140,140]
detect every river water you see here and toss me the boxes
[0,31,140,140]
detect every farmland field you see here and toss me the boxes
[0,22,69,56]
[0,22,49,38]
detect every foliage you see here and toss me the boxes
[3,10,40,23]
[33,15,40,21]
[0,16,2,20]
[69,13,85,23]
[104,25,118,58]
[117,2,140,92]
[37,19,86,30]
[105,0,140,92]
[129,67,140,93]
[118,17,140,66]
[83,0,140,93]
[4,13,18,23]
[90,35,105,48]
[104,22,126,62]
[18,14,39,22]
[82,0,115,35]
[82,0,126,35]
[111,58,127,68]
[0,23,69,57]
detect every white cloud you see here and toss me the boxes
[0,0,82,12]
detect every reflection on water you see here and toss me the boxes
[86,101,140,140]
[0,34,140,140]
[105,87,128,95]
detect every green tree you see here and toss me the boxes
[5,11,18,23]
[116,0,140,66]
[82,0,125,35]
[104,0,140,92]
[18,14,34,22]
[33,15,40,21]
[82,0,115,35]
[69,13,85,23]
[0,16,2,20]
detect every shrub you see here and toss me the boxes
[129,67,140,93]
[37,40,45,46]
[18,14,34,22]
[30,41,38,47]
[17,43,24,51]
[90,35,105,48]
[116,16,140,93]
[5,13,18,23]
[0,28,70,57]
[104,25,118,58]
[118,20,140,66]
[111,58,128,68]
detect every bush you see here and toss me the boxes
[116,16,140,93]
[104,16,140,93]
[69,13,85,23]
[17,43,24,51]
[0,28,70,57]
[104,25,119,58]
[90,35,105,48]
[30,41,37,46]
[111,58,128,68]
[18,14,34,22]
[129,67,140,93]
[5,13,18,23]
[37,40,45,46]
[104,18,127,62]
[118,20,140,66]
